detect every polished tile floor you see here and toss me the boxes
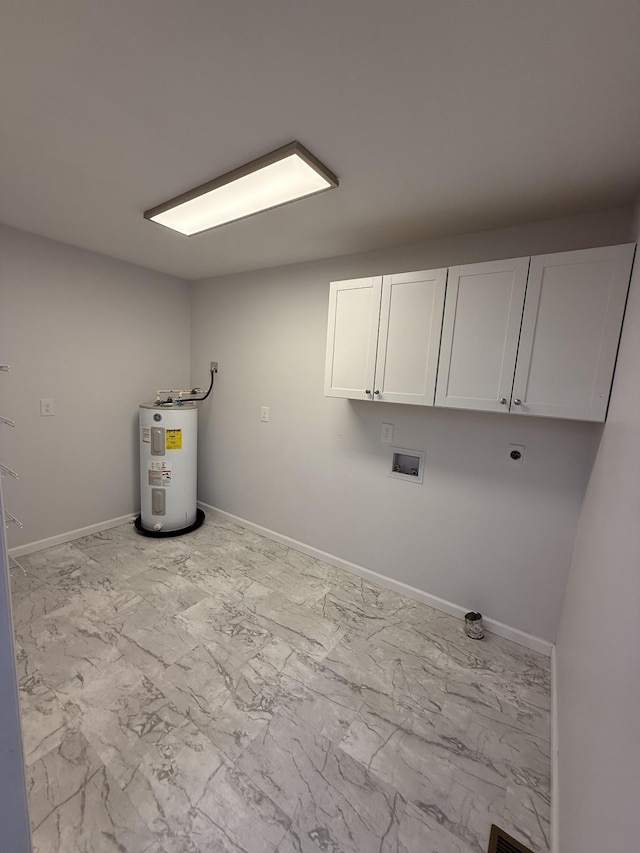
[10,517,551,853]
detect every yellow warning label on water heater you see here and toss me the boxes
[165,429,182,450]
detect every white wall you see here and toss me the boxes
[190,206,633,643]
[0,224,190,549]
[0,483,31,852]
[554,211,640,849]
[0,204,634,643]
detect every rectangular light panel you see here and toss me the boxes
[145,141,338,236]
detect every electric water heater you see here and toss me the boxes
[138,402,199,534]
[136,364,216,537]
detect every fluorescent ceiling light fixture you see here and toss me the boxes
[144,141,338,236]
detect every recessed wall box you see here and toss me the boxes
[389,448,425,484]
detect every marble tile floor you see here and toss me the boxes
[9,517,551,853]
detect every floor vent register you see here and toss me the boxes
[488,824,535,853]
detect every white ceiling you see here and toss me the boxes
[2,0,640,281]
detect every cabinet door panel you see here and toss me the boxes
[512,243,635,421]
[374,269,447,405]
[324,277,382,399]
[436,258,529,412]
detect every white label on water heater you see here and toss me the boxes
[142,427,151,444]
[148,460,171,486]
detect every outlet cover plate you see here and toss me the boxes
[40,398,55,417]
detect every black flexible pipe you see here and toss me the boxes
[173,366,215,403]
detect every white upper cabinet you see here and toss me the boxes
[325,244,634,421]
[512,243,635,421]
[435,257,530,413]
[375,269,447,404]
[435,244,635,421]
[324,276,382,401]
[324,269,447,405]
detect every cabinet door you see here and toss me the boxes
[512,243,635,421]
[435,257,530,412]
[324,277,382,400]
[374,268,447,405]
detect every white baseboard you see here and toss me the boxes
[550,645,559,853]
[9,501,553,657]
[199,502,553,657]
[8,514,137,558]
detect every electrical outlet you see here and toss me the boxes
[508,444,525,466]
[260,406,270,423]
[381,423,394,443]
[40,398,55,417]
[210,362,218,372]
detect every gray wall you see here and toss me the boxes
[190,206,633,643]
[0,483,31,852]
[554,208,640,849]
[2,204,638,848]
[1,204,634,643]
[0,224,190,549]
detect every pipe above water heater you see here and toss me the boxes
[155,362,218,405]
